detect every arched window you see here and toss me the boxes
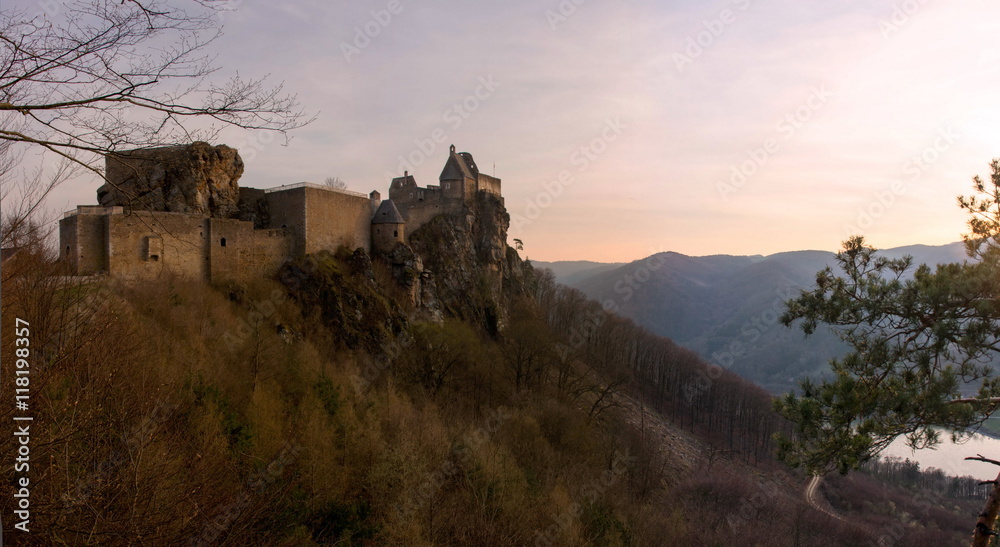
[220,237,227,247]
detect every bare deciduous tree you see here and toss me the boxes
[324,176,347,190]
[0,0,312,186]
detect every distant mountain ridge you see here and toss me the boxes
[529,260,624,286]
[536,242,968,393]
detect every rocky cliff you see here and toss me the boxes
[278,191,532,350]
[98,142,244,218]
[403,192,530,333]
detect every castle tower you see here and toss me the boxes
[439,144,478,201]
[371,199,405,253]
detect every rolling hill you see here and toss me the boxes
[539,242,968,393]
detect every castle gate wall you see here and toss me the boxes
[107,211,208,280]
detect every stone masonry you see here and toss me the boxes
[60,143,502,283]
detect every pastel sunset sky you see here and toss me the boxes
[26,0,1000,262]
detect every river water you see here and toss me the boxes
[881,431,1000,480]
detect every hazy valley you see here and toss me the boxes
[535,241,969,394]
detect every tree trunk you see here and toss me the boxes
[971,467,1000,547]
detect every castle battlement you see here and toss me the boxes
[263,181,370,199]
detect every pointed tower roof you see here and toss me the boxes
[439,144,479,181]
[372,199,404,224]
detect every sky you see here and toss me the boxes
[24,0,1000,262]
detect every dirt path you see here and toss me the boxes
[805,475,844,521]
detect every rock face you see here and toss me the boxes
[98,142,244,218]
[405,192,528,333]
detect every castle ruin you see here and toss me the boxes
[60,143,502,282]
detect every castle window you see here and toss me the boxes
[65,245,70,255]
[220,237,227,247]
[444,182,450,190]
[394,230,398,238]
[144,236,162,262]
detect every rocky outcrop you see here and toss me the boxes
[237,187,271,229]
[405,192,529,333]
[98,142,244,218]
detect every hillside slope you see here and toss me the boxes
[1,208,982,545]
[550,242,967,392]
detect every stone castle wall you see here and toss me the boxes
[61,145,502,282]
[262,186,306,255]
[207,218,291,283]
[106,211,208,281]
[478,174,501,197]
[301,186,372,254]
[60,207,112,275]
[263,184,373,255]
[390,181,466,234]
[61,208,293,282]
